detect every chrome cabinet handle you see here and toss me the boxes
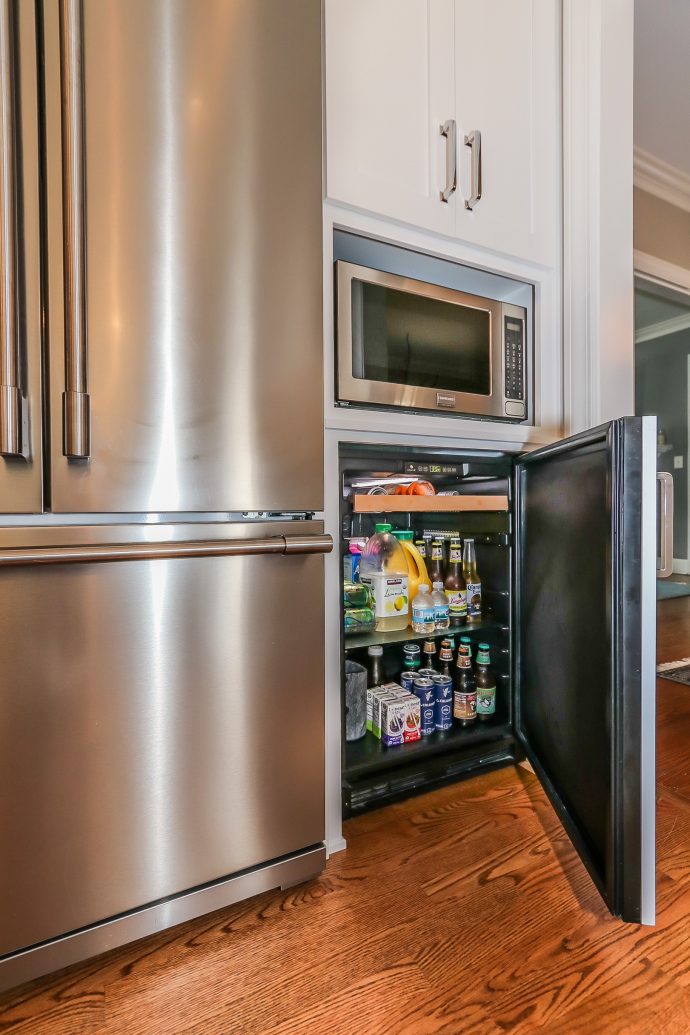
[657,471,674,578]
[0,0,20,457]
[439,119,457,203]
[464,130,482,210]
[0,533,333,567]
[59,0,90,459]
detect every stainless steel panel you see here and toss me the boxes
[0,845,326,994]
[640,417,657,924]
[43,0,323,513]
[0,0,43,509]
[336,260,526,420]
[0,519,327,956]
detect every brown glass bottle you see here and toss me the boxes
[421,638,437,672]
[438,642,454,678]
[444,539,467,627]
[429,540,445,585]
[453,642,477,726]
[475,643,496,722]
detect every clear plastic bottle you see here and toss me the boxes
[431,582,450,630]
[359,523,409,631]
[411,583,435,634]
[463,538,482,622]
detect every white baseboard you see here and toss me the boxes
[325,836,347,858]
[672,558,690,575]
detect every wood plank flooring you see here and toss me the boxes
[2,596,690,1034]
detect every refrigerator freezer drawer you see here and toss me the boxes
[0,521,328,957]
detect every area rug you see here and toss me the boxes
[657,580,690,600]
[657,658,690,685]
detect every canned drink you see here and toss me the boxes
[413,674,434,698]
[414,676,436,736]
[432,673,453,731]
[403,643,422,672]
[400,671,417,693]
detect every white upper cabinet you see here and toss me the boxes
[325,0,561,267]
[452,0,560,265]
[324,0,456,236]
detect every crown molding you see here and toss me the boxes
[635,311,690,345]
[634,147,690,214]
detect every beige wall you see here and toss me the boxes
[634,187,690,271]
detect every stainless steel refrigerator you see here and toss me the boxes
[0,0,330,991]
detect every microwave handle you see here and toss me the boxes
[464,130,482,211]
[439,120,457,203]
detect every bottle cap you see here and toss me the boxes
[418,583,430,592]
[432,582,444,591]
[375,523,392,533]
[393,529,414,540]
[368,644,383,656]
[460,635,472,644]
[403,643,421,656]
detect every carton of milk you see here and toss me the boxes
[372,690,398,740]
[381,696,406,747]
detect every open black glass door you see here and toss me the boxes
[514,417,656,924]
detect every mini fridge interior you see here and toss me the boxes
[338,417,659,924]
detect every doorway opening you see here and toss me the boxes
[635,275,690,593]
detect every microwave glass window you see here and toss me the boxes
[353,281,491,396]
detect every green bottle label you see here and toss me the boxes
[477,644,491,664]
[476,686,496,716]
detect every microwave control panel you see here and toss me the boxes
[504,316,525,418]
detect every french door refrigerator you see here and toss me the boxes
[340,417,661,926]
[0,0,330,992]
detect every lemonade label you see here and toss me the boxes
[360,574,409,619]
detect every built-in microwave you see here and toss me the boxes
[334,232,533,424]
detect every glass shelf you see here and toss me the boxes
[343,617,505,652]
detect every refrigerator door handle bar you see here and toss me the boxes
[59,0,90,460]
[0,533,333,567]
[0,0,20,457]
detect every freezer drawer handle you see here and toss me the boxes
[59,0,90,459]
[657,471,674,579]
[0,533,333,567]
[0,0,21,457]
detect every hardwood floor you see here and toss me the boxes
[2,598,690,1034]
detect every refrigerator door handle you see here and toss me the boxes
[657,471,674,578]
[59,0,90,460]
[0,0,21,458]
[0,533,333,567]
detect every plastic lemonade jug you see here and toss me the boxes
[393,530,430,627]
[360,524,409,631]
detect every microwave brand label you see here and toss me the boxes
[436,392,456,409]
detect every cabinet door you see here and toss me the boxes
[325,0,456,235]
[453,0,560,264]
[515,417,656,924]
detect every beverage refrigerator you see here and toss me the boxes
[339,417,667,926]
[0,0,330,991]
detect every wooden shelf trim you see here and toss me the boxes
[351,494,509,514]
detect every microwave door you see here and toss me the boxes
[336,261,516,420]
[514,417,656,924]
